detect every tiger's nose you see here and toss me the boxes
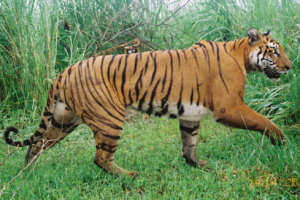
[284,65,291,70]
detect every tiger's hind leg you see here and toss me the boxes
[82,111,137,176]
[179,119,207,167]
[25,101,81,164]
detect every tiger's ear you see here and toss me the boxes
[263,30,271,36]
[248,28,261,45]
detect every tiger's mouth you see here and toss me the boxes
[264,67,287,80]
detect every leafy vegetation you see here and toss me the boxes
[0,0,299,199]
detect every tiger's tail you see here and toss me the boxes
[4,80,59,148]
[4,126,44,147]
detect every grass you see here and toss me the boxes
[0,116,299,199]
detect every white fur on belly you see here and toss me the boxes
[178,103,212,121]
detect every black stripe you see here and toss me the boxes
[78,60,90,103]
[98,143,117,149]
[182,49,188,60]
[161,64,168,92]
[210,94,214,111]
[15,141,22,146]
[150,53,157,85]
[107,55,116,79]
[112,56,122,90]
[169,114,177,119]
[62,68,71,111]
[113,68,117,90]
[96,143,117,153]
[216,44,230,94]
[161,51,174,108]
[196,42,210,71]
[58,74,62,82]
[74,61,84,107]
[128,90,133,105]
[257,47,262,66]
[179,124,199,133]
[68,68,72,76]
[176,50,181,66]
[100,132,121,140]
[190,88,194,104]
[138,92,147,110]
[144,53,150,74]
[92,56,97,65]
[196,42,208,59]
[121,54,129,104]
[238,39,245,47]
[39,120,47,129]
[207,41,215,53]
[177,77,184,116]
[98,146,116,153]
[64,124,77,133]
[191,49,199,67]
[233,40,237,49]
[134,68,144,101]
[161,104,168,115]
[146,78,161,115]
[68,67,76,113]
[99,55,106,70]
[203,97,207,107]
[43,111,52,116]
[117,55,123,70]
[24,140,31,146]
[263,47,267,58]
[133,54,139,74]
[34,131,43,137]
[195,76,201,106]
[223,42,227,50]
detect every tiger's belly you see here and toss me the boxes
[129,102,212,121]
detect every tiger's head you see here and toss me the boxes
[247,28,291,80]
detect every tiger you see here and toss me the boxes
[4,28,291,176]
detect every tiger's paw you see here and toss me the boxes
[127,171,138,177]
[270,133,286,146]
[94,159,138,176]
[182,154,212,171]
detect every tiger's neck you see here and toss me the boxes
[219,37,254,74]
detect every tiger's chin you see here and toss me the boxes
[264,69,282,81]
[270,78,280,82]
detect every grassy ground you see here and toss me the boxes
[0,115,299,199]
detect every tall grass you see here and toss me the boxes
[1,0,299,128]
[0,0,58,119]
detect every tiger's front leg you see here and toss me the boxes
[179,120,207,167]
[214,103,285,145]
